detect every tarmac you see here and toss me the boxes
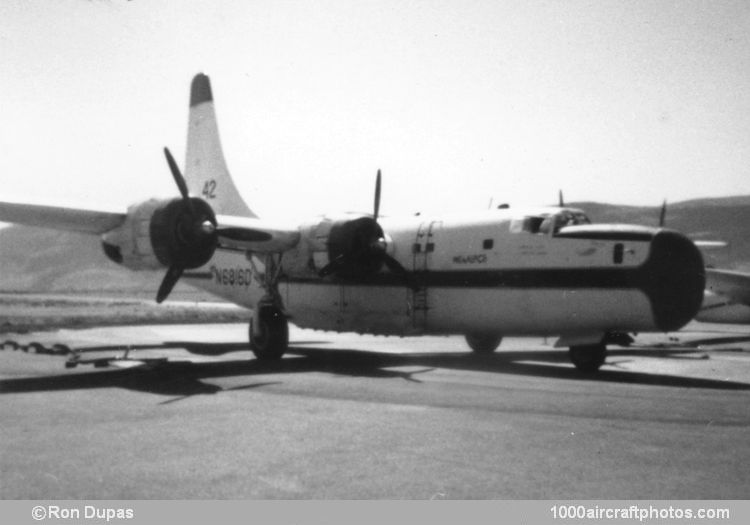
[1,322,749,499]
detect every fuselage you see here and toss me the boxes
[182,207,706,339]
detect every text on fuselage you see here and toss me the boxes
[453,254,488,264]
[210,265,254,287]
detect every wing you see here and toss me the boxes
[0,198,126,234]
[0,198,299,253]
[215,215,300,252]
[705,268,750,306]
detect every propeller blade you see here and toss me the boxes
[164,147,195,215]
[373,169,382,221]
[156,264,184,304]
[383,253,407,275]
[659,199,667,227]
[558,190,564,207]
[383,254,418,290]
[318,264,334,277]
[318,254,345,277]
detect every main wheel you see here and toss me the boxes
[569,343,606,373]
[250,305,288,361]
[465,334,502,354]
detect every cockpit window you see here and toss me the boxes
[509,216,546,234]
[509,210,591,235]
[557,210,591,228]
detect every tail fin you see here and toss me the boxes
[184,73,257,218]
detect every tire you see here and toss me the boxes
[250,306,288,361]
[26,342,46,354]
[569,343,606,373]
[465,334,502,354]
[2,340,19,351]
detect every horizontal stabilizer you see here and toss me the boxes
[0,198,125,234]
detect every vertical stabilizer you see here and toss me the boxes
[184,73,257,218]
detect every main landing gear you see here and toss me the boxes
[250,302,288,360]
[248,253,289,361]
[568,343,607,373]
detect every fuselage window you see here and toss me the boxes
[483,239,493,250]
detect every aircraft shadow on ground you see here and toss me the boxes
[2,340,749,399]
[56,340,330,356]
[668,334,750,347]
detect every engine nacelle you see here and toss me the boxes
[101,197,217,272]
[285,215,394,280]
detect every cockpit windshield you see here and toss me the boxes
[509,210,591,236]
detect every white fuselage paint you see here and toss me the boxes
[183,209,657,339]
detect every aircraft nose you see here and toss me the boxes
[639,230,705,332]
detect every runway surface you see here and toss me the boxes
[1,322,749,499]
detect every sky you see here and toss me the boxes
[1,0,750,221]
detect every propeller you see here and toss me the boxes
[156,264,185,304]
[558,190,564,207]
[164,147,195,216]
[318,170,414,288]
[374,169,381,221]
[155,147,218,303]
[659,199,667,227]
[366,170,411,282]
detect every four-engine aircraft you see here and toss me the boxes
[0,74,707,372]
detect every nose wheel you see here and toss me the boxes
[465,333,503,354]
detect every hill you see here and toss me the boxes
[0,225,211,298]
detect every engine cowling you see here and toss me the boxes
[101,197,217,272]
[295,214,408,285]
[323,216,388,278]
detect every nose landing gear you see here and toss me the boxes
[568,343,607,373]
